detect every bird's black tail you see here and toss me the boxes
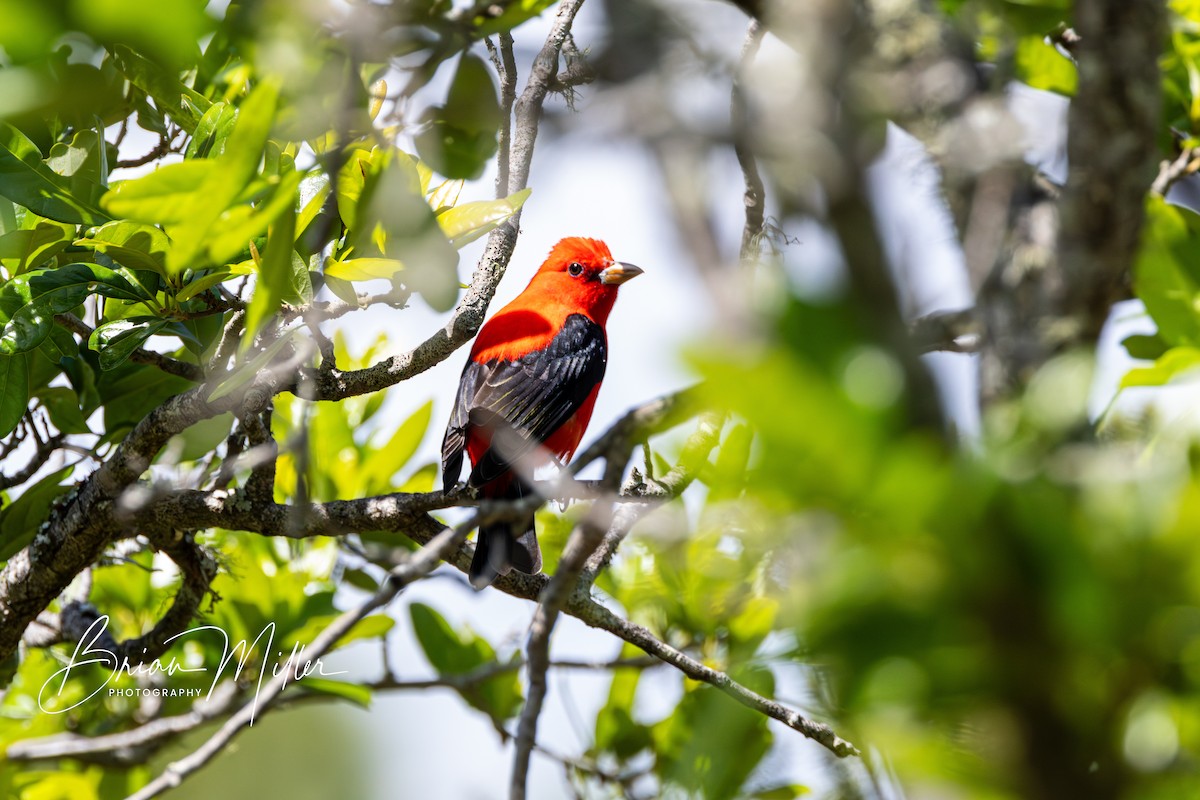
[469,479,541,589]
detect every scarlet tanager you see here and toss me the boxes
[441,237,643,589]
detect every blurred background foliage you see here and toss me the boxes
[2,0,1200,799]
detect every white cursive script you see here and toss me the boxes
[38,615,347,723]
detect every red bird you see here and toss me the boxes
[442,237,643,589]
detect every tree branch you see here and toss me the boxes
[1057,0,1165,340]
[733,20,767,261]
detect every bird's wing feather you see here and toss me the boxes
[441,357,487,492]
[466,313,607,487]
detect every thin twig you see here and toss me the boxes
[733,20,767,262]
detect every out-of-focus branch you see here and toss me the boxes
[1151,145,1198,198]
[506,0,585,196]
[1057,0,1164,340]
[510,406,637,800]
[581,411,725,584]
[910,307,982,354]
[732,20,767,261]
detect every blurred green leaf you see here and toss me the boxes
[111,44,211,132]
[362,400,432,491]
[1134,194,1200,347]
[1121,332,1170,361]
[242,197,297,346]
[1014,35,1076,95]
[186,101,238,160]
[1121,346,1200,388]
[297,678,373,709]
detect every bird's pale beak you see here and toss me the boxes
[599,262,644,285]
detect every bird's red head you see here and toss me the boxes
[527,237,644,325]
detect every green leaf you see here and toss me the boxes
[335,147,375,231]
[1120,346,1200,388]
[653,666,774,800]
[95,361,193,436]
[36,386,90,434]
[75,220,170,275]
[1121,333,1170,361]
[323,273,360,306]
[1134,196,1200,346]
[324,257,404,281]
[415,53,502,180]
[221,80,281,193]
[0,275,88,355]
[471,0,557,39]
[363,400,432,491]
[409,602,522,720]
[297,179,331,241]
[102,160,217,225]
[176,270,232,302]
[204,169,302,270]
[172,411,233,460]
[296,678,373,709]
[1014,35,1077,96]
[111,44,212,133]
[0,354,29,436]
[31,261,157,305]
[595,645,653,759]
[751,786,811,799]
[287,613,394,651]
[0,220,74,274]
[353,152,460,310]
[88,316,173,370]
[438,188,530,249]
[0,123,109,225]
[243,199,298,348]
[0,466,74,560]
[47,129,111,197]
[185,100,238,159]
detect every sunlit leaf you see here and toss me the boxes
[437,188,530,249]
[324,257,404,281]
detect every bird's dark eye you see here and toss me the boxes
[568,262,584,277]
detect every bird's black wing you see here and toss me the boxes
[442,313,607,490]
